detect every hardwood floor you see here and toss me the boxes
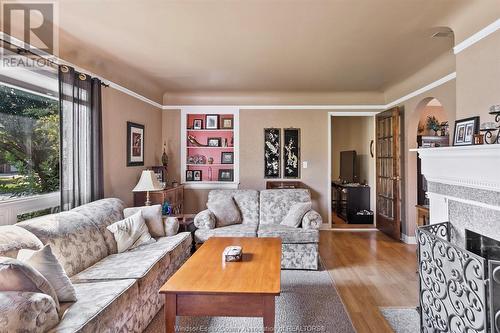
[319,230,418,333]
[331,212,375,229]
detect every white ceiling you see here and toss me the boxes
[52,0,466,94]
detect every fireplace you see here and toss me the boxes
[417,222,500,333]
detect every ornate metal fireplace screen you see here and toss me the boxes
[417,222,500,333]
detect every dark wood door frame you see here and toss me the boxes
[375,107,404,240]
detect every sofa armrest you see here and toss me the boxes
[0,291,59,332]
[194,209,216,230]
[301,210,322,230]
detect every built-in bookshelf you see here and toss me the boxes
[180,107,239,189]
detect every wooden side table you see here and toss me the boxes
[415,205,429,227]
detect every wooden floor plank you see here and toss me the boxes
[319,230,418,333]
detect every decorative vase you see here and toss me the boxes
[161,142,168,167]
[164,216,179,236]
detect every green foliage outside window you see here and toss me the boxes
[0,85,60,199]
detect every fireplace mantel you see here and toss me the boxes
[411,145,500,192]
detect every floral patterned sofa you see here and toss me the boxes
[194,189,322,270]
[0,198,192,333]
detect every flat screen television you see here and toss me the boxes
[340,150,358,183]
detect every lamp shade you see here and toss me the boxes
[133,170,163,192]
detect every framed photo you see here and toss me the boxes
[206,114,219,130]
[186,170,194,181]
[453,116,479,146]
[264,128,281,178]
[193,170,202,181]
[207,137,221,147]
[221,152,234,164]
[221,117,233,129]
[284,128,301,178]
[218,169,234,182]
[193,119,203,130]
[127,122,144,166]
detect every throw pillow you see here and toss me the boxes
[0,257,59,311]
[207,197,242,228]
[106,211,155,253]
[17,245,77,302]
[281,202,312,227]
[123,204,164,238]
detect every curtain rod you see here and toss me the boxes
[0,38,109,87]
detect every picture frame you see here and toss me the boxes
[193,170,202,181]
[218,169,234,182]
[283,128,301,179]
[453,116,479,146]
[127,122,144,166]
[221,152,234,164]
[264,128,281,178]
[186,170,194,181]
[205,114,219,130]
[207,137,221,147]
[221,117,233,129]
[193,119,203,130]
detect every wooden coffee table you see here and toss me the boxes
[160,237,281,333]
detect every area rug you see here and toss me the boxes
[144,267,355,333]
[380,307,420,333]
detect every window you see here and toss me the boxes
[0,50,60,223]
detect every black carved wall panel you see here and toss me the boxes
[264,128,281,178]
[283,128,300,179]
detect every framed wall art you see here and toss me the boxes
[283,128,300,178]
[127,122,144,166]
[264,128,281,178]
[453,116,479,146]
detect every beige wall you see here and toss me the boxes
[102,88,163,206]
[239,109,329,220]
[456,30,500,121]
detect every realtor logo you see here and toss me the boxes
[1,1,58,55]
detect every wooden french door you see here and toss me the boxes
[376,107,403,240]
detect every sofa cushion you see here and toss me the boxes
[281,202,312,227]
[259,189,311,225]
[194,224,258,243]
[207,197,242,227]
[17,212,108,277]
[71,198,125,255]
[123,205,164,238]
[257,224,319,243]
[208,190,260,225]
[53,279,138,333]
[71,233,191,298]
[0,257,59,311]
[0,291,59,333]
[0,225,43,258]
[18,245,77,302]
[106,211,155,253]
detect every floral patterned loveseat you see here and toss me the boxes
[194,189,322,270]
[0,198,192,333]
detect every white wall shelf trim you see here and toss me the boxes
[183,182,239,190]
[453,19,500,55]
[411,145,500,192]
[0,192,60,225]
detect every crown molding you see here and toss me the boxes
[453,19,500,55]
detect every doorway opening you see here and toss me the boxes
[413,98,450,227]
[328,113,377,229]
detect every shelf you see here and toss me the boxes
[187,146,234,149]
[187,129,234,132]
[182,181,239,190]
[186,164,234,167]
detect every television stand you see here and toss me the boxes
[332,182,372,224]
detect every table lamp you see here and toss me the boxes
[133,170,163,206]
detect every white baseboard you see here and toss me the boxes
[400,233,417,244]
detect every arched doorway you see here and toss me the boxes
[413,97,450,226]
